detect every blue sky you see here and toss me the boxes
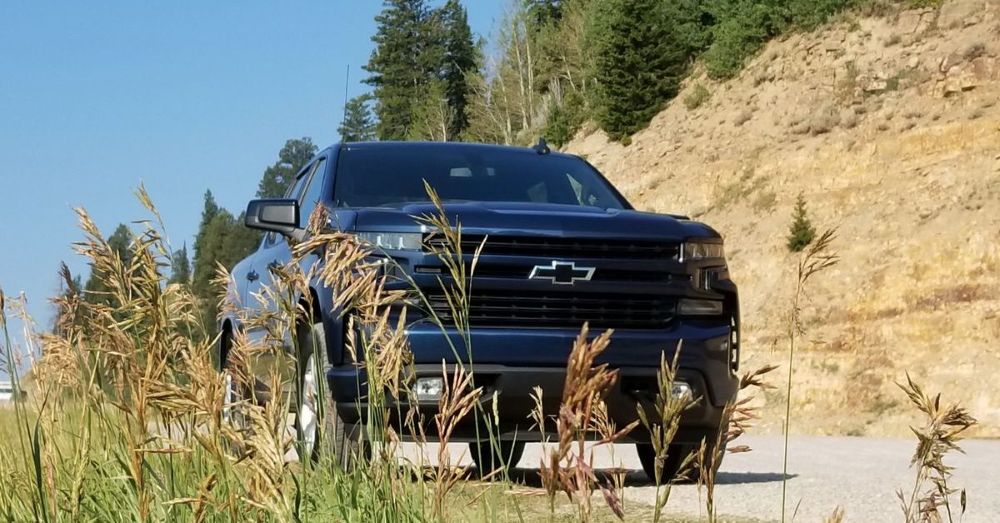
[0,1,504,358]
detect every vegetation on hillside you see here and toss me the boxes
[354,0,871,146]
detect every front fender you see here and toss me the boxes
[313,284,348,366]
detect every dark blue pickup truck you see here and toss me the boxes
[224,141,739,481]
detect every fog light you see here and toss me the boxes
[413,377,444,401]
[678,298,723,316]
[672,381,693,400]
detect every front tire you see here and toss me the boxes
[220,327,254,453]
[220,327,246,426]
[297,321,365,468]
[469,440,525,475]
[637,434,723,484]
[636,443,691,484]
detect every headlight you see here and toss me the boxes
[680,241,725,262]
[356,232,423,251]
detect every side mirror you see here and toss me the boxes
[245,199,300,236]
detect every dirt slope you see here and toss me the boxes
[566,0,1000,437]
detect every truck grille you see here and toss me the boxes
[426,234,679,260]
[471,264,675,283]
[426,290,676,329]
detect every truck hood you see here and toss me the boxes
[347,201,718,241]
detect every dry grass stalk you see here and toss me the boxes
[432,363,483,519]
[635,346,692,523]
[897,373,977,523]
[591,402,628,515]
[825,506,846,523]
[418,186,473,337]
[536,324,636,522]
[696,364,778,523]
[782,229,838,521]
[413,183,521,496]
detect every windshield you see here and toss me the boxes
[333,146,627,210]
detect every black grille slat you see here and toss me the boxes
[427,290,676,330]
[426,234,679,260]
[429,291,673,307]
[472,264,673,283]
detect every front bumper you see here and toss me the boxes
[327,322,737,443]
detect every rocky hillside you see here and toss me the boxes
[567,0,1000,437]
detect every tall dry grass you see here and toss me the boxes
[695,364,778,523]
[0,186,979,523]
[534,325,636,522]
[897,374,977,523]
[635,346,691,523]
[780,229,839,521]
[0,187,616,521]
[0,189,321,521]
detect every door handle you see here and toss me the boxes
[247,270,259,282]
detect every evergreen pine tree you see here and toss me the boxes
[256,138,317,198]
[168,244,192,285]
[365,0,436,140]
[191,191,222,304]
[338,94,377,142]
[786,194,816,252]
[524,0,563,30]
[437,0,478,139]
[544,89,586,147]
[666,0,715,58]
[191,209,245,331]
[586,0,686,142]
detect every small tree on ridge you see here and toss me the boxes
[786,193,816,252]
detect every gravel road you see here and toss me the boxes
[401,435,1000,522]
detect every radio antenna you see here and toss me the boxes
[341,64,350,138]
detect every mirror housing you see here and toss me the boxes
[245,199,300,236]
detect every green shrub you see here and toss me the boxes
[788,0,856,29]
[704,0,787,79]
[683,84,711,110]
[544,90,586,148]
[787,193,817,252]
[753,190,778,213]
[703,0,856,79]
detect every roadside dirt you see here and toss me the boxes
[402,436,1000,522]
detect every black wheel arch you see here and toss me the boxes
[218,318,235,371]
[307,284,349,367]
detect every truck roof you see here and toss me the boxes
[338,140,580,160]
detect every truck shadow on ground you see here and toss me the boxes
[484,468,795,487]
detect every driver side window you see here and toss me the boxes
[298,158,327,229]
[265,164,314,245]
